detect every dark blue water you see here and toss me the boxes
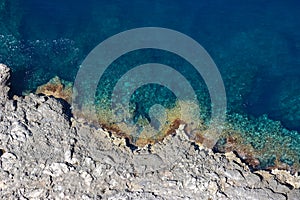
[1,0,300,169]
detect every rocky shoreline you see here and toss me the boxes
[0,64,300,199]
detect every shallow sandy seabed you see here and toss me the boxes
[1,64,300,199]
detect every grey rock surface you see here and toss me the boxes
[0,63,10,102]
[0,64,300,199]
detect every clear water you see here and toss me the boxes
[1,0,300,170]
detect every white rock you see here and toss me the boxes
[10,121,31,142]
[27,189,45,198]
[43,163,69,177]
[1,152,17,171]
[64,150,79,165]
[80,170,93,186]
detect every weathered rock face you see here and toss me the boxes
[0,64,300,199]
[0,64,10,102]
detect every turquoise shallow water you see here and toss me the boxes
[1,0,300,170]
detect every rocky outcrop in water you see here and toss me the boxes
[0,64,300,199]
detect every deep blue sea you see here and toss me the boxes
[1,0,300,169]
